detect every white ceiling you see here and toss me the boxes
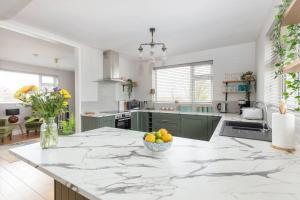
[9,0,274,59]
[0,28,75,70]
[0,0,31,20]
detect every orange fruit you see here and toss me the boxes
[159,128,168,136]
[162,133,173,142]
[145,134,156,143]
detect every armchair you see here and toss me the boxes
[24,117,42,136]
[0,118,13,143]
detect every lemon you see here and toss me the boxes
[162,133,173,142]
[145,134,156,143]
[159,128,168,136]
[143,133,150,140]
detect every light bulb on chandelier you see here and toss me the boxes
[137,27,167,61]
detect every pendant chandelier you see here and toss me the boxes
[138,28,167,60]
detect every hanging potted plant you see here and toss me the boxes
[273,0,300,111]
[271,0,299,152]
[15,86,71,149]
[122,79,137,99]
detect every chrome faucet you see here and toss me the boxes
[254,101,269,131]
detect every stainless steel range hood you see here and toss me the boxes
[97,50,124,82]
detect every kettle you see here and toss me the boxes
[217,102,227,113]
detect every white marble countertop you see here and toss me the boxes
[10,118,300,200]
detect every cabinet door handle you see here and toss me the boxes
[161,120,169,123]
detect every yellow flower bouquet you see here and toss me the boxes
[15,86,71,148]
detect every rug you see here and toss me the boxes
[0,139,39,163]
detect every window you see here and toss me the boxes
[284,73,300,110]
[266,26,299,110]
[41,75,58,91]
[0,70,58,103]
[264,37,283,106]
[154,61,213,102]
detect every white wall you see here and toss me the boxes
[80,55,138,113]
[80,45,102,102]
[135,42,256,103]
[0,60,75,116]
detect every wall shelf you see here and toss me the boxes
[282,0,300,26]
[283,58,300,73]
[222,91,249,94]
[222,79,254,102]
[222,80,255,84]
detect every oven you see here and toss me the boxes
[115,112,131,129]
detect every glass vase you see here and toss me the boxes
[40,117,58,149]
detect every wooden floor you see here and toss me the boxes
[0,137,54,200]
[1,133,40,145]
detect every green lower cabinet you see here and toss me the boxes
[180,115,208,141]
[131,112,140,131]
[139,112,149,132]
[207,116,221,140]
[81,115,115,132]
[81,116,99,132]
[100,116,115,128]
[152,113,181,136]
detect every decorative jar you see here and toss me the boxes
[40,117,58,149]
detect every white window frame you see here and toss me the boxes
[0,69,59,104]
[153,60,213,103]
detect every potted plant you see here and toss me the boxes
[15,86,71,148]
[273,0,300,111]
[122,79,137,99]
[60,114,75,135]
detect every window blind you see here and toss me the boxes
[265,34,283,106]
[268,27,300,110]
[154,61,213,102]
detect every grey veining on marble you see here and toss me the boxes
[10,118,300,200]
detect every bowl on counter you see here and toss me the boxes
[143,140,173,152]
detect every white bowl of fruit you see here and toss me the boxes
[143,129,173,152]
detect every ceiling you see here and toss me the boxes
[0,0,31,20]
[0,28,75,70]
[8,0,274,59]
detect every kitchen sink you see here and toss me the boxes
[220,120,272,141]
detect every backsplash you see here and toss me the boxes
[152,101,249,114]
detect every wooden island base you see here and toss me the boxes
[55,180,89,200]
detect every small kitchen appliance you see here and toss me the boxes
[126,100,140,110]
[217,102,227,113]
[242,108,263,120]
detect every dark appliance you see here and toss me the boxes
[115,112,131,129]
[238,99,251,114]
[5,108,20,123]
[126,100,140,110]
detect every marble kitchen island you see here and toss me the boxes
[10,127,300,200]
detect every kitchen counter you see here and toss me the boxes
[10,116,300,200]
